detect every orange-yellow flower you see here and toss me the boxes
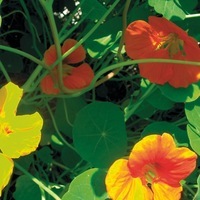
[0,82,43,196]
[125,16,200,88]
[40,39,94,94]
[105,133,197,200]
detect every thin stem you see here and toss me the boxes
[14,162,61,200]
[45,101,79,153]
[0,45,45,67]
[0,61,11,82]
[124,83,157,121]
[185,13,200,18]
[117,0,131,61]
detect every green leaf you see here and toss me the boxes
[81,0,107,21]
[61,146,81,169]
[0,52,23,73]
[158,82,200,103]
[148,0,198,20]
[185,97,200,129]
[62,168,108,200]
[54,97,87,138]
[141,79,174,110]
[13,175,41,200]
[84,17,122,58]
[185,97,200,154]
[193,175,200,200]
[187,125,200,155]
[142,121,189,146]
[73,101,127,168]
[36,146,52,164]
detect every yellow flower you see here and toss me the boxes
[0,82,43,196]
[105,133,197,200]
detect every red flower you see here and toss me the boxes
[40,39,94,94]
[105,133,197,200]
[125,16,200,88]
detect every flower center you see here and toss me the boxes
[143,163,158,185]
[157,33,185,58]
[0,123,13,135]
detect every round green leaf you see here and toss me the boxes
[158,82,200,103]
[73,101,127,168]
[62,168,108,200]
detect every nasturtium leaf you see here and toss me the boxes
[128,3,150,23]
[142,121,189,146]
[54,97,86,138]
[193,174,200,200]
[73,101,127,168]
[185,97,200,154]
[81,0,107,21]
[13,175,42,200]
[36,146,52,164]
[84,17,122,58]
[158,82,200,103]
[185,97,200,129]
[61,146,81,169]
[187,125,200,155]
[141,79,174,110]
[148,0,198,20]
[62,168,108,200]
[0,52,23,73]
[134,100,155,118]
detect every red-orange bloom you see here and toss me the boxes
[125,16,200,88]
[40,39,94,94]
[105,133,197,200]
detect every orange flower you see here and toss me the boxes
[40,39,94,94]
[125,16,200,88]
[105,133,197,200]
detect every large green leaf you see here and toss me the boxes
[73,101,127,168]
[13,175,41,200]
[81,0,107,21]
[158,82,200,103]
[84,17,122,58]
[148,0,198,20]
[141,79,174,110]
[62,168,108,200]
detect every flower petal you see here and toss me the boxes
[128,133,197,186]
[63,63,94,89]
[125,20,159,59]
[72,63,94,85]
[62,39,86,64]
[40,75,60,95]
[0,153,14,197]
[105,159,153,200]
[152,181,182,200]
[0,113,43,158]
[44,45,58,66]
[0,82,22,118]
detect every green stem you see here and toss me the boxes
[14,162,62,200]
[124,83,157,121]
[0,61,11,82]
[45,102,79,154]
[0,45,45,67]
[117,0,131,61]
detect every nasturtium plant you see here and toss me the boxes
[1,0,200,199]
